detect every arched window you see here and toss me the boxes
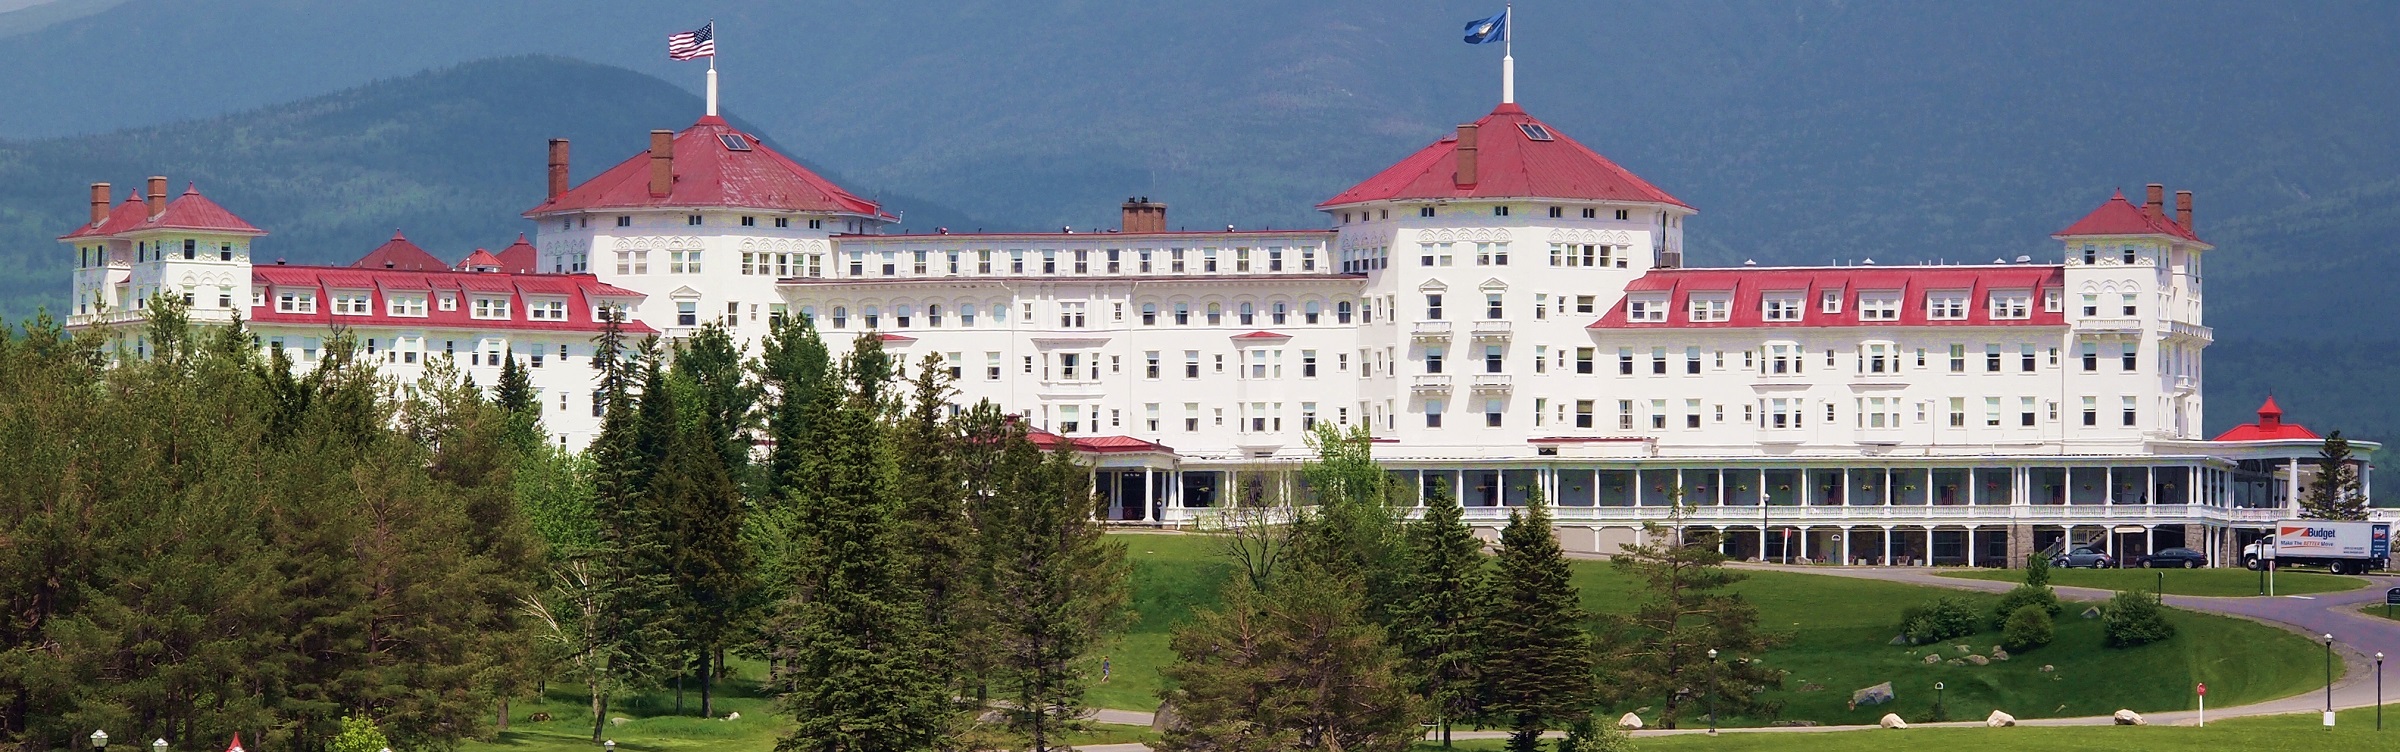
[927,303,943,327]
[960,303,978,326]
[1304,300,1322,324]
[1238,302,1255,325]
[1174,302,1191,325]
[992,301,1008,323]
[1272,301,1289,325]
[1206,302,1223,325]
[799,305,817,324]
[831,306,848,328]
[1141,302,1158,325]
[864,305,881,329]
[1336,300,1354,324]
[896,304,914,328]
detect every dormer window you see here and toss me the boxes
[472,297,511,319]
[1687,294,1730,322]
[1926,291,1969,320]
[1761,293,1804,322]
[1859,291,1900,321]
[2043,289,2063,313]
[528,298,568,321]
[1820,289,1843,314]
[1989,290,2031,319]
[1626,294,1668,322]
[438,293,458,311]
[388,294,427,317]
[331,292,372,315]
[276,290,316,314]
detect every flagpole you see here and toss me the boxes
[705,19,719,117]
[1501,3,1515,104]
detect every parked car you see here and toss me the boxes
[2134,547,2207,568]
[2052,546,2116,569]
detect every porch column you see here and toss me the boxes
[1841,526,1854,566]
[1883,525,1895,566]
[1966,526,1977,567]
[1142,468,1156,522]
[1798,527,1811,562]
[1632,468,1644,506]
[2144,526,2156,558]
[2105,527,2116,559]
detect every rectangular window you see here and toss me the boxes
[2082,342,2099,371]
[1618,348,1634,375]
[1145,351,1162,379]
[2021,397,2037,427]
[1688,295,1730,322]
[2021,344,2038,372]
[1949,344,1966,373]
[1686,399,1702,428]
[1989,291,2031,319]
[1686,346,1702,374]
[1618,400,1635,430]
[1948,397,1967,428]
[1575,347,1595,374]
[473,297,510,319]
[1986,344,2002,372]
[1185,351,1201,379]
[1424,346,1445,374]
[2122,293,2138,316]
[1485,399,1504,427]
[1426,294,1444,320]
[2082,396,2098,426]
[1575,400,1594,428]
[1650,399,1667,429]
[1626,296,1666,322]
[1486,293,1504,319]
[1821,289,1843,314]
[1303,350,1319,377]
[2122,396,2138,427]
[2120,341,2138,371]
[1761,294,1803,321]
[1575,295,1596,314]
[1927,292,1968,320]
[1426,399,1444,428]
[1651,347,1667,375]
[1858,292,1900,320]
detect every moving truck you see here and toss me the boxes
[2242,521,2391,574]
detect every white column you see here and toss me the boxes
[1842,526,1854,566]
[1142,469,1155,522]
[1966,526,1978,567]
[2145,526,2156,558]
[1799,527,1811,562]
[2105,528,2117,559]
[1883,525,1895,566]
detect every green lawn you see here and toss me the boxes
[1939,568,2365,597]
[2361,603,2400,621]
[1416,705,2400,751]
[1105,533,2335,727]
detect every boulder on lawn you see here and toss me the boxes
[1954,644,1973,654]
[2082,606,2104,619]
[1923,653,1942,664]
[1850,682,1895,708]
[2039,664,2055,673]
[2113,709,2146,726]
[527,712,552,722]
[1152,699,1179,733]
[1946,659,1966,666]
[1986,710,2016,727]
[1880,713,1908,729]
[723,711,740,722]
[1890,634,1912,646]
[1617,713,1643,730]
[1965,654,1991,666]
[1991,647,2010,661]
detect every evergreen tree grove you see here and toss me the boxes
[1391,479,1486,747]
[982,441,1133,751]
[1478,496,1594,752]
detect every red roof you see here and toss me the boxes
[146,184,265,235]
[249,265,651,334]
[2212,397,2322,441]
[1025,428,1175,455]
[1587,265,2068,329]
[495,234,538,274]
[524,116,883,218]
[352,231,449,271]
[456,248,505,271]
[2054,190,2199,241]
[876,333,917,344]
[1319,103,1688,210]
[1230,330,1291,340]
[61,193,151,239]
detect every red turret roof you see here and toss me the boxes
[146,184,266,235]
[523,116,884,218]
[2054,190,2198,241]
[60,193,151,239]
[495,233,538,274]
[2212,397,2321,441]
[1319,103,1688,210]
[352,231,449,271]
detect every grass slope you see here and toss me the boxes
[1938,568,2366,597]
[1418,705,2400,751]
[1110,533,2332,727]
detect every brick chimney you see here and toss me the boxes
[648,130,674,198]
[1454,124,1480,186]
[2175,190,2194,232]
[2144,183,2164,221]
[1120,197,1166,234]
[88,182,110,225]
[548,139,571,200]
[146,176,167,217]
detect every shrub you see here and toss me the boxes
[328,715,390,752]
[2023,553,2051,588]
[1899,596,1980,644]
[1992,584,2062,628]
[2103,590,2176,647]
[1555,715,1635,752]
[2001,603,2055,652]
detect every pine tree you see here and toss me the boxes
[1158,570,1420,752]
[580,317,671,740]
[1291,423,1408,625]
[888,352,983,732]
[1390,479,1485,747]
[492,351,543,453]
[773,341,950,752]
[648,373,751,718]
[1479,497,1594,751]
[2300,431,2368,520]
[983,441,1133,751]
[1598,500,1786,729]
[759,312,830,503]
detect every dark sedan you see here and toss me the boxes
[2052,545,2116,569]
[2135,547,2208,568]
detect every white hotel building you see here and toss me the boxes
[60,101,2374,568]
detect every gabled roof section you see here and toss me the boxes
[456,248,504,272]
[61,193,151,239]
[494,234,538,274]
[1319,103,1689,210]
[352,231,449,271]
[144,184,266,235]
[524,116,884,218]
[1588,265,2068,329]
[248,265,652,334]
[2054,190,2198,241]
[1025,428,1176,455]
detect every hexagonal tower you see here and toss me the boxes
[2052,184,2213,439]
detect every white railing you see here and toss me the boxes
[1443,502,2262,526]
[1412,320,1453,339]
[1412,374,1453,392]
[1470,374,1513,393]
[1470,320,1512,340]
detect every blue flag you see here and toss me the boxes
[1463,9,1507,44]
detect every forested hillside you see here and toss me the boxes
[0,56,977,325]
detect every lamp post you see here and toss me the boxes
[604,741,615,752]
[1706,649,1720,735]
[2377,652,2386,731]
[1935,681,1946,722]
[90,730,107,750]
[2325,633,2337,729]
[153,739,167,752]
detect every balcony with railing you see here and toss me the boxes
[1470,374,1513,393]
[1411,374,1453,393]
[1470,319,1512,342]
[1411,320,1453,340]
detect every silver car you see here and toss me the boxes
[2052,545,2116,569]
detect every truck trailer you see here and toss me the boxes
[2241,520,2391,574]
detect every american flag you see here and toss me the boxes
[668,22,714,60]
